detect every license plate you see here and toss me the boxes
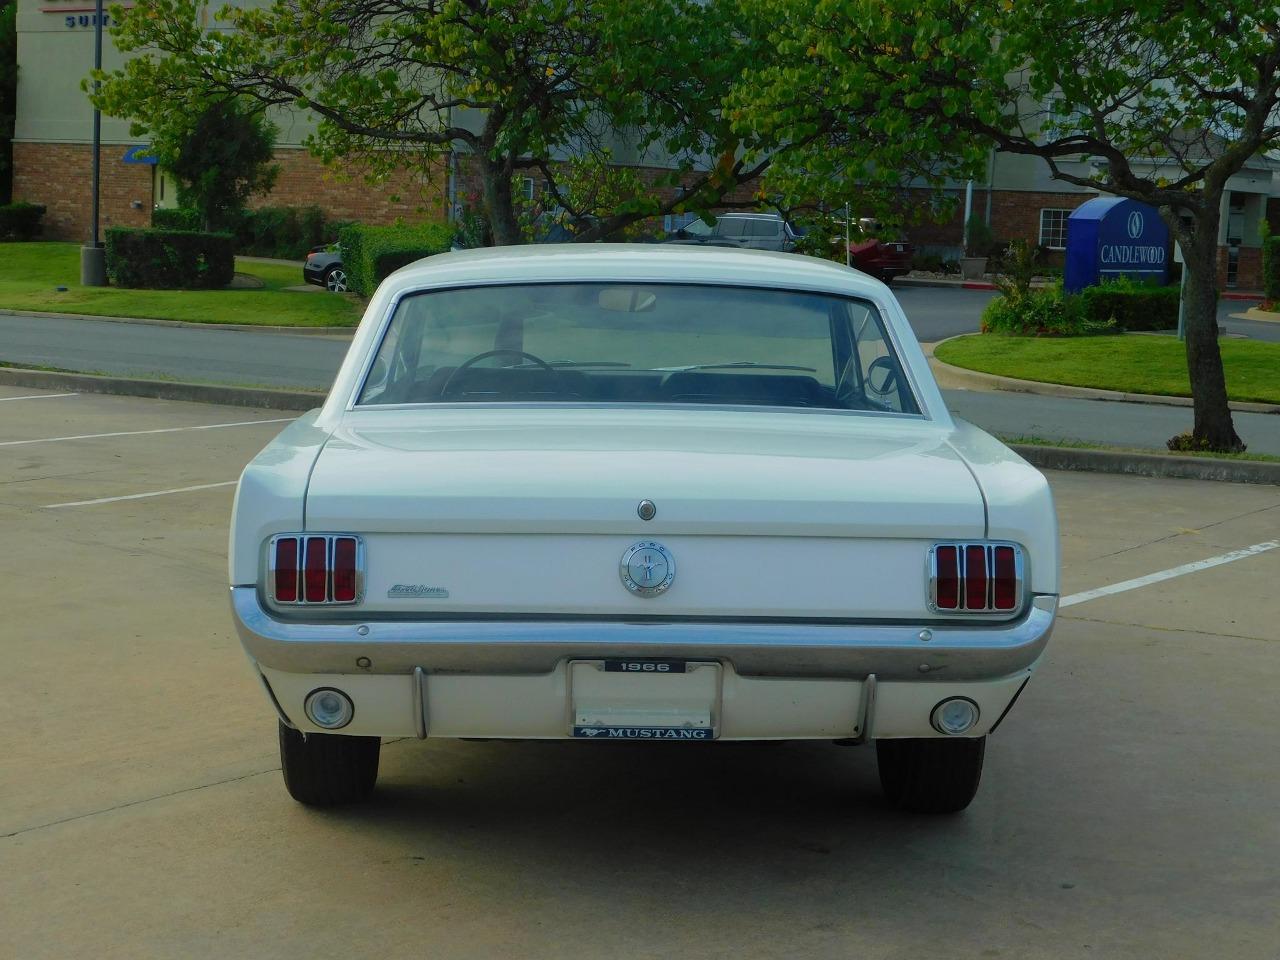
[570,659,719,740]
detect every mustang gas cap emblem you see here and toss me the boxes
[620,541,675,598]
[637,499,657,521]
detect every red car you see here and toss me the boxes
[848,237,914,284]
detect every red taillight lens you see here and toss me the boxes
[964,545,988,610]
[304,536,328,603]
[993,545,1017,609]
[273,537,298,602]
[332,537,358,602]
[934,545,959,609]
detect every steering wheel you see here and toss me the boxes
[439,349,557,398]
[865,355,900,397]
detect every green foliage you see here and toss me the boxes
[104,227,236,289]
[152,207,201,231]
[0,202,45,241]
[93,0,774,245]
[980,285,1112,337]
[336,223,455,297]
[131,98,278,232]
[964,217,997,258]
[1078,280,1180,332]
[1263,236,1280,301]
[991,240,1039,300]
[237,205,344,259]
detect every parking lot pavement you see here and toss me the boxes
[3,387,1278,959]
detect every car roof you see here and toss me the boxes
[381,243,883,299]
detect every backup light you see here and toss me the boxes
[931,697,979,736]
[305,688,354,729]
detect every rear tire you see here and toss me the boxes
[876,736,985,814]
[278,721,380,806]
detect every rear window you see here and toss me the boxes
[356,283,920,415]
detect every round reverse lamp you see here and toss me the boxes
[304,688,354,729]
[930,697,979,736]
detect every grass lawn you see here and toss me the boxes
[935,333,1280,405]
[0,242,360,327]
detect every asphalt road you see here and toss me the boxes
[3,387,1278,959]
[1,290,1277,454]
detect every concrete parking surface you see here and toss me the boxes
[2,386,1278,959]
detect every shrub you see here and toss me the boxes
[337,222,456,296]
[980,284,1113,336]
[237,205,339,259]
[964,216,997,258]
[0,202,45,240]
[1078,279,1180,331]
[1263,235,1280,301]
[152,207,202,231]
[104,227,235,289]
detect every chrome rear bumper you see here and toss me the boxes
[231,587,1056,683]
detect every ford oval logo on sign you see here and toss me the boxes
[1064,198,1170,293]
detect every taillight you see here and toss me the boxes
[269,534,362,605]
[929,542,1023,615]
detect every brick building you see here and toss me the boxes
[10,0,1279,288]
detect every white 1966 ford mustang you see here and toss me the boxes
[229,244,1058,814]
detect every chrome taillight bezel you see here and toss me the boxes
[266,534,365,607]
[927,541,1026,617]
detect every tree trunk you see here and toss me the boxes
[478,155,522,246]
[1178,209,1244,452]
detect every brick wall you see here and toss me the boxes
[12,141,154,242]
[1229,246,1262,291]
[250,148,448,224]
[12,142,450,241]
[988,190,1093,250]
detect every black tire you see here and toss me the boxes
[323,266,348,293]
[278,720,380,806]
[876,736,985,814]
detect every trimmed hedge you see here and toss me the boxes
[1263,235,1280,301]
[104,227,236,289]
[238,205,350,259]
[0,202,46,241]
[152,207,202,232]
[1078,284,1179,331]
[337,222,456,296]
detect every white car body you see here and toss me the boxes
[230,245,1058,809]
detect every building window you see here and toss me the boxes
[521,177,536,201]
[1039,208,1071,249]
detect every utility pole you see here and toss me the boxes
[80,0,108,286]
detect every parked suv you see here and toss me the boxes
[667,213,803,252]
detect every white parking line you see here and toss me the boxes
[43,481,239,509]
[0,417,294,447]
[0,392,78,402]
[1061,540,1279,608]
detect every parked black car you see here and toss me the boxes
[303,245,348,292]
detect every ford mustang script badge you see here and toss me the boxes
[619,541,675,597]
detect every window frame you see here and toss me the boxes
[348,281,927,420]
[1039,208,1071,250]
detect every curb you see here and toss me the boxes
[1235,307,1280,324]
[1011,444,1280,486]
[926,336,1280,415]
[896,276,1265,302]
[0,366,323,411]
[0,308,356,337]
[4,367,1274,486]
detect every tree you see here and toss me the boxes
[148,98,279,232]
[733,0,1280,452]
[0,0,17,204]
[94,0,777,246]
